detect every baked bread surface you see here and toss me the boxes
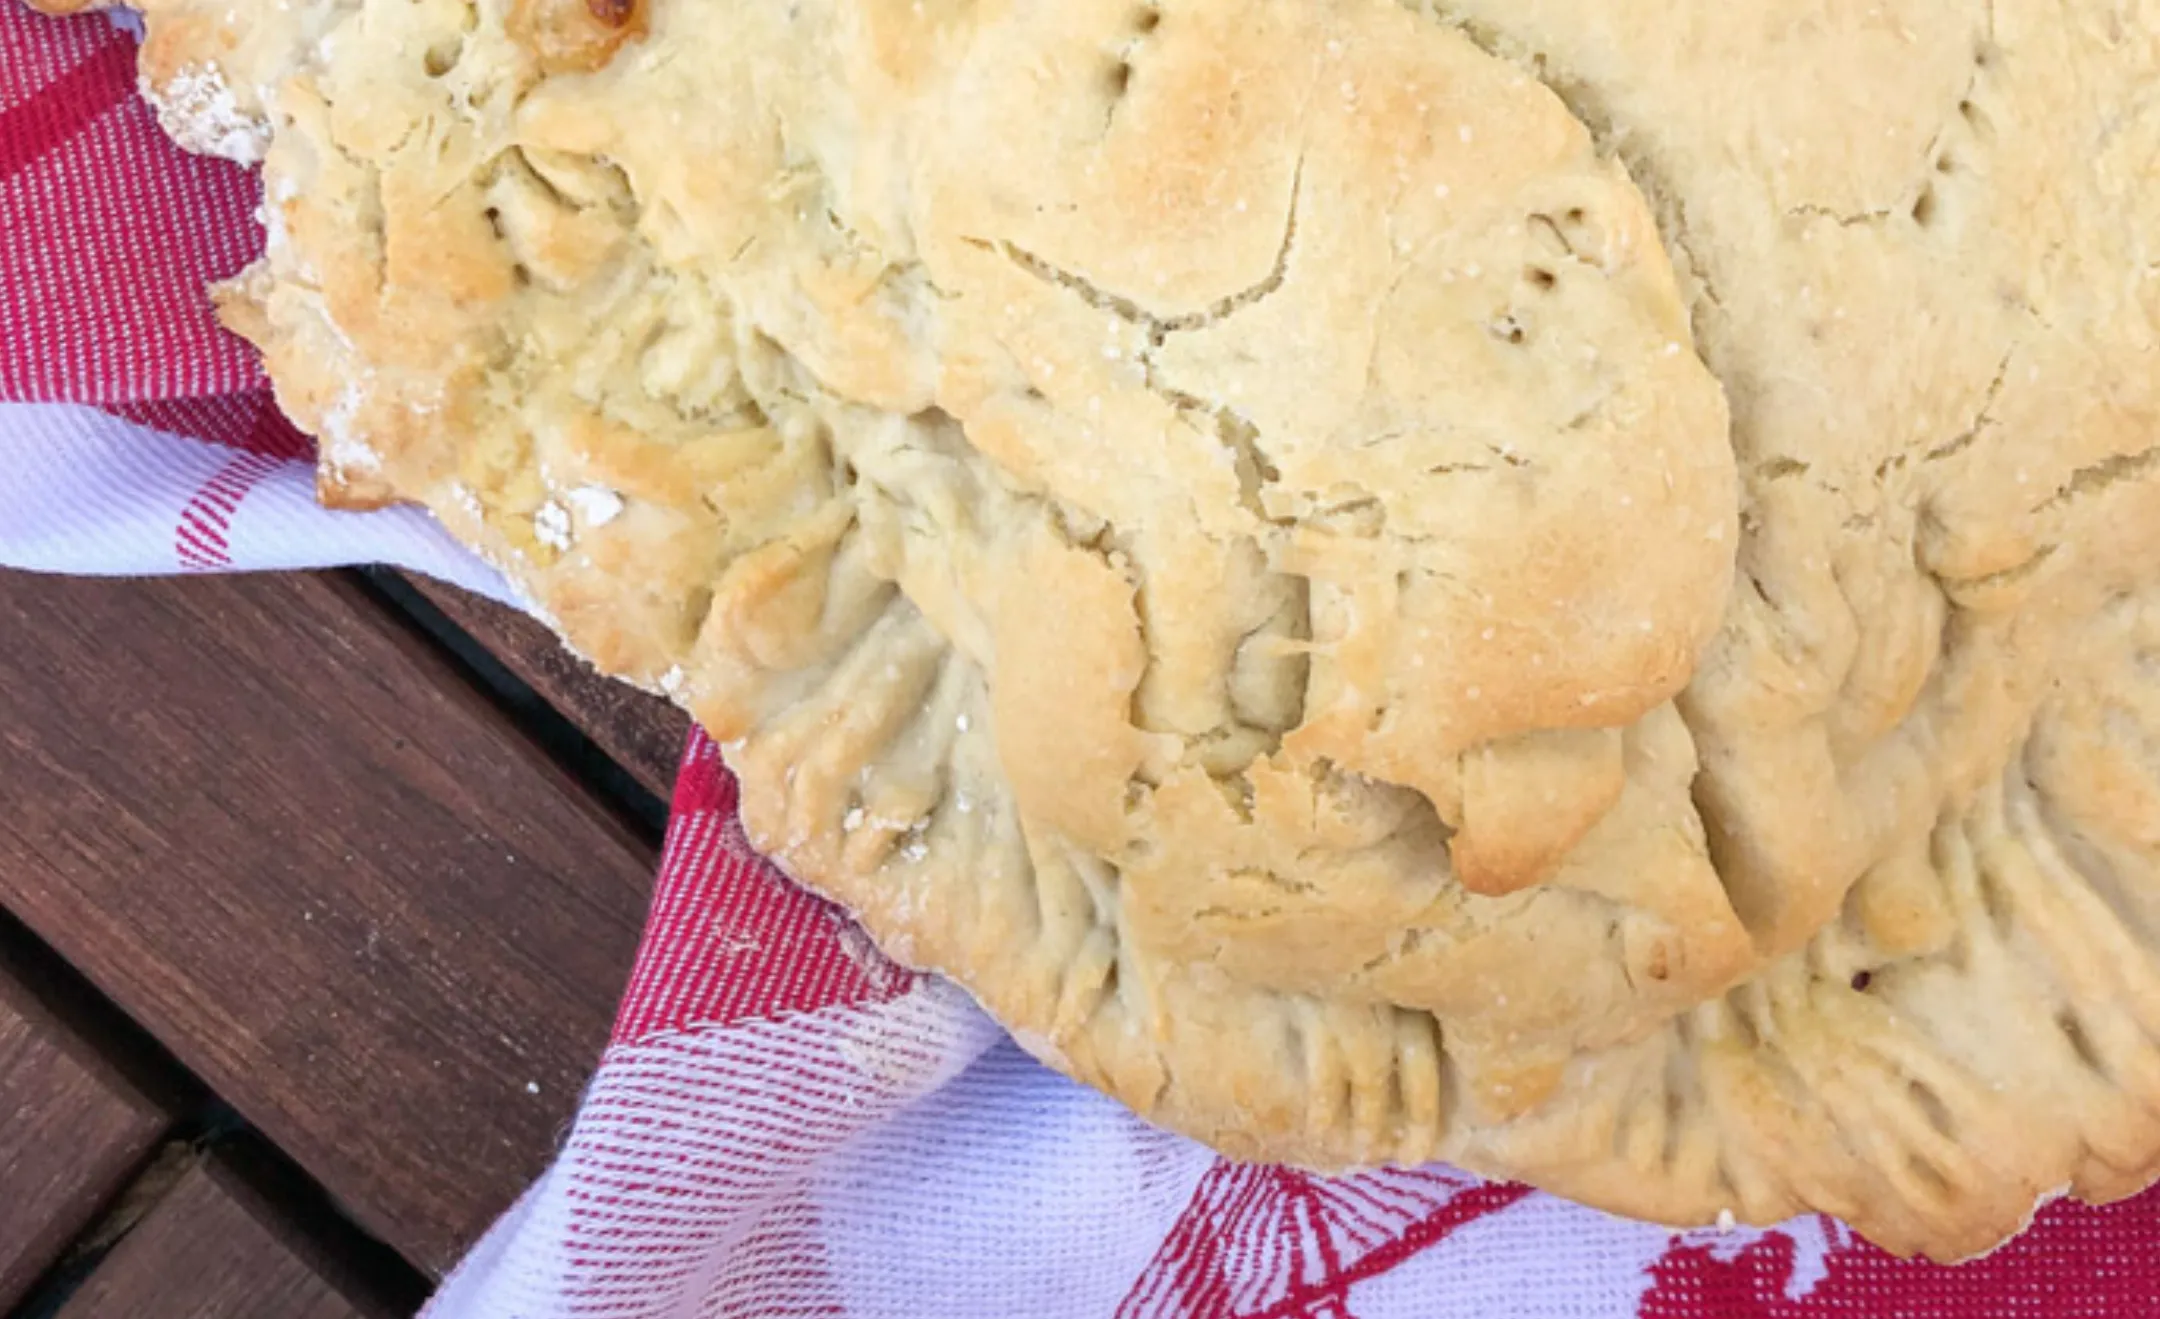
[53,0,2160,1258]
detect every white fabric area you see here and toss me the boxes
[426,983,1006,1318]
[0,402,508,595]
[424,979,1839,1319]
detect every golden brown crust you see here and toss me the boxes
[79,0,2160,1260]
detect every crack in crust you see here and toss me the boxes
[988,154,1302,338]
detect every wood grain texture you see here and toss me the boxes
[0,569,654,1275]
[399,573,691,802]
[55,1157,395,1319]
[0,969,167,1310]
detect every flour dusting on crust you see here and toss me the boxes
[142,65,267,164]
[316,381,378,478]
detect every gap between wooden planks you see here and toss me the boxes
[0,945,167,1311]
[53,1149,412,1319]
[0,568,658,1278]
[375,570,690,808]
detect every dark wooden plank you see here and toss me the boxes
[0,965,167,1310]
[398,572,691,802]
[56,1156,397,1319]
[0,569,654,1276]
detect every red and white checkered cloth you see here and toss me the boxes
[6,9,2160,1315]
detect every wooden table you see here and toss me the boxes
[0,566,691,1314]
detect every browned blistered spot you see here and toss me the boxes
[510,0,648,73]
